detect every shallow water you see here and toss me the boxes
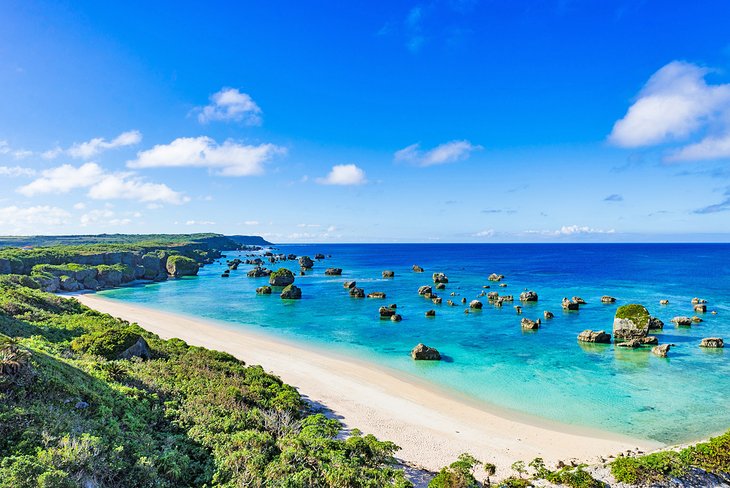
[100,243,730,444]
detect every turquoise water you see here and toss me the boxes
[99,244,730,444]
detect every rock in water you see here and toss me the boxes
[577,330,611,343]
[382,270,395,278]
[544,311,554,319]
[391,314,402,322]
[700,338,724,348]
[418,285,432,295]
[425,309,436,317]
[412,265,424,273]
[379,306,396,319]
[469,300,483,309]
[368,292,386,299]
[280,284,302,299]
[349,287,365,298]
[521,318,541,330]
[694,303,707,313]
[324,268,343,276]
[269,268,295,287]
[519,290,538,302]
[411,343,441,360]
[165,256,199,277]
[601,296,616,303]
[298,256,314,269]
[652,344,670,357]
[343,280,357,289]
[432,272,449,284]
[660,299,669,305]
[256,286,272,294]
[672,316,693,326]
[613,304,650,341]
[648,317,664,330]
[488,273,504,281]
[562,298,580,310]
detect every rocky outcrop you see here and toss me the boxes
[118,337,152,360]
[617,339,642,348]
[694,303,707,313]
[418,285,432,296]
[324,268,343,276]
[652,344,670,357]
[660,299,669,305]
[700,338,724,348]
[487,292,499,300]
[166,256,199,277]
[314,253,325,260]
[343,280,357,289]
[672,316,693,326]
[562,298,580,310]
[411,343,440,360]
[256,286,272,294]
[488,273,504,282]
[521,318,540,330]
[280,284,302,299]
[435,283,446,290]
[432,272,449,284]
[269,268,295,287]
[368,292,386,299]
[648,317,664,330]
[578,330,611,343]
[572,296,586,305]
[382,270,395,278]
[391,314,402,322]
[412,265,424,273]
[691,297,707,305]
[298,256,314,269]
[432,297,442,305]
[247,266,271,278]
[425,309,436,317]
[544,311,554,319]
[349,287,365,298]
[613,304,650,341]
[601,296,616,303]
[519,290,538,302]
[379,306,396,319]
[469,300,483,309]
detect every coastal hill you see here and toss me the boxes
[227,235,274,246]
[0,233,247,250]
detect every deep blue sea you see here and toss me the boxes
[99,243,730,444]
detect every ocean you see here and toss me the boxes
[99,243,730,444]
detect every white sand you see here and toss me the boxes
[75,293,663,477]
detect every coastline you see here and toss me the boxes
[74,292,664,476]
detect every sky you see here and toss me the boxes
[1,0,730,243]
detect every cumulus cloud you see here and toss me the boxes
[394,140,482,166]
[243,220,259,226]
[316,164,367,185]
[604,194,624,202]
[185,220,216,225]
[67,130,142,159]
[17,162,186,205]
[526,225,615,236]
[80,209,132,227]
[197,88,262,124]
[0,166,36,177]
[0,205,70,231]
[473,229,495,237]
[609,61,730,160]
[128,136,286,176]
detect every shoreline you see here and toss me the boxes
[74,293,663,476]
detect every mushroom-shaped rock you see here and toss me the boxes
[324,268,343,276]
[432,272,449,284]
[691,297,707,305]
[391,314,403,322]
[280,284,302,299]
[382,270,395,278]
[613,304,651,341]
[660,299,669,305]
[577,330,611,344]
[652,344,671,357]
[343,280,357,289]
[166,256,199,277]
[435,283,446,290]
[349,287,365,298]
[694,303,707,313]
[487,292,499,300]
[314,253,325,260]
[544,311,554,319]
[247,266,271,278]
[648,317,664,330]
[256,286,272,295]
[488,273,504,282]
[412,265,424,273]
[418,285,432,296]
[425,309,436,317]
[379,306,396,319]
[469,300,483,310]
[601,296,617,304]
[269,268,295,287]
[700,338,724,348]
[519,290,539,302]
[411,343,441,360]
[572,296,587,305]
[562,298,580,310]
[368,292,387,299]
[298,256,314,269]
[521,318,541,330]
[432,297,443,305]
[672,316,693,326]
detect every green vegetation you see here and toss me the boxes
[0,233,240,250]
[165,255,199,276]
[614,303,650,327]
[611,431,730,484]
[428,453,485,488]
[0,281,412,487]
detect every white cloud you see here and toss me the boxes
[297,223,321,228]
[73,202,86,210]
[0,141,8,154]
[17,162,186,205]
[668,133,730,161]
[67,130,142,159]
[128,136,286,176]
[41,147,63,160]
[394,140,482,166]
[473,229,495,237]
[185,220,216,226]
[0,205,70,231]
[316,164,367,185]
[0,166,36,177]
[197,88,262,124]
[243,220,259,226]
[526,225,616,236]
[609,61,730,149]
[80,209,132,227]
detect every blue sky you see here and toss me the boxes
[1,0,730,242]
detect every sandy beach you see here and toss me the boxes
[75,293,663,478]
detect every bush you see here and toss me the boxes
[71,327,142,359]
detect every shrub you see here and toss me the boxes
[70,327,141,359]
